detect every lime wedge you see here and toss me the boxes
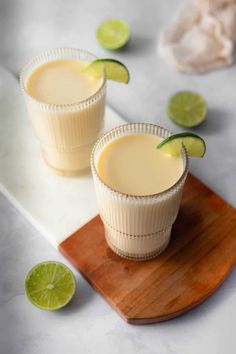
[167,91,207,128]
[96,19,130,50]
[25,261,76,311]
[83,58,129,83]
[157,132,206,157]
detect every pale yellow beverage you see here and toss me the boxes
[98,134,183,196]
[91,124,188,260]
[27,59,102,105]
[20,48,106,176]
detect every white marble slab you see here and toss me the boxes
[0,66,126,247]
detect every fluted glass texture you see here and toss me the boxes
[91,123,188,260]
[20,48,106,176]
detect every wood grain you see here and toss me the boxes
[59,174,236,324]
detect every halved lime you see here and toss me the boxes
[83,58,129,83]
[167,91,207,128]
[157,132,206,157]
[25,261,76,310]
[96,19,130,50]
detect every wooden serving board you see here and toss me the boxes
[59,174,236,324]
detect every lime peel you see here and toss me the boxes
[157,132,206,157]
[82,58,129,84]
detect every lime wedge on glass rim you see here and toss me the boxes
[167,91,207,128]
[25,261,76,311]
[82,58,129,83]
[96,19,130,50]
[157,132,206,157]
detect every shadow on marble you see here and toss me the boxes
[10,69,20,81]
[53,277,95,316]
[193,107,229,135]
[119,35,153,55]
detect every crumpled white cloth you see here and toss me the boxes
[158,0,236,73]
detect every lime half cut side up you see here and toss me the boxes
[96,19,130,50]
[167,91,207,128]
[25,261,76,311]
[82,58,129,83]
[157,132,206,157]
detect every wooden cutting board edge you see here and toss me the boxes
[59,174,236,325]
[60,236,236,325]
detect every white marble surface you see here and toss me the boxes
[0,67,125,246]
[1,0,236,353]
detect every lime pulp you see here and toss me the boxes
[157,132,206,157]
[82,58,129,83]
[167,91,207,128]
[96,19,130,50]
[25,261,76,310]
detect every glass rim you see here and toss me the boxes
[19,47,106,112]
[91,123,189,200]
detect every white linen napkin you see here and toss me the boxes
[158,0,236,73]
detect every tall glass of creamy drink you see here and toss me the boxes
[20,48,106,176]
[91,123,188,261]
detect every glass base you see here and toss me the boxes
[44,158,91,177]
[106,236,170,261]
[40,141,94,177]
[104,222,172,261]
